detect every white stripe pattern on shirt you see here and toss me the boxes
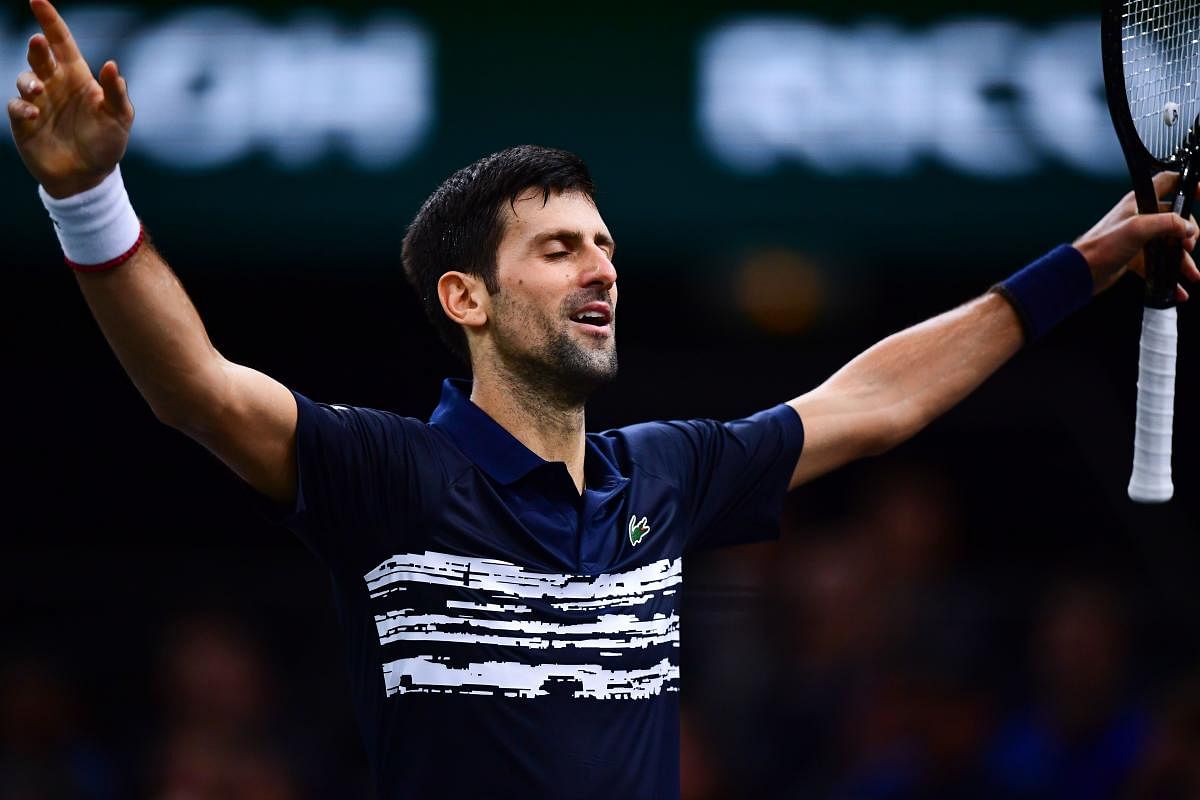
[364,552,683,700]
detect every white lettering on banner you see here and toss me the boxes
[0,6,433,170]
[1,10,1117,177]
[698,17,1123,178]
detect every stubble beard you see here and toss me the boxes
[490,291,618,410]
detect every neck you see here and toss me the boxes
[470,371,588,493]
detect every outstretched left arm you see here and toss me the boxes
[786,176,1200,490]
[786,292,1022,488]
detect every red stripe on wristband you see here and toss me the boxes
[64,225,146,273]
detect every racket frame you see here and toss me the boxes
[1101,1,1189,307]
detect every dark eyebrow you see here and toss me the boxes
[531,229,616,255]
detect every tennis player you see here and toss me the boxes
[9,1,1200,797]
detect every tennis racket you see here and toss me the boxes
[1101,0,1200,503]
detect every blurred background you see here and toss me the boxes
[4,0,1200,797]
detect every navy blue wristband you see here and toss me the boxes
[991,244,1094,343]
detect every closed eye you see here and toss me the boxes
[545,251,570,260]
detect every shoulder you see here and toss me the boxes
[593,404,803,477]
[293,391,463,469]
[294,390,427,437]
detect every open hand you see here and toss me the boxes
[7,0,133,198]
[1073,171,1200,302]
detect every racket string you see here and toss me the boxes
[1122,0,1200,162]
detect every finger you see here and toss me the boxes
[97,60,132,122]
[16,70,44,102]
[1152,170,1182,198]
[1131,211,1195,242]
[1175,283,1189,303]
[1184,250,1200,283]
[1128,249,1146,278]
[1154,168,1200,201]
[26,33,57,80]
[7,97,40,127]
[1152,207,1197,242]
[1188,214,1200,252]
[1119,188,1138,215]
[30,0,83,67]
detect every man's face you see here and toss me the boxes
[483,188,618,401]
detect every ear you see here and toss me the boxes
[437,271,489,330]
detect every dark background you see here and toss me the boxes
[3,1,1200,798]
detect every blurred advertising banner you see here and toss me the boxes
[1,3,1119,273]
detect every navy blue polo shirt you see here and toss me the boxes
[278,379,804,799]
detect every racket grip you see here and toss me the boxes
[1128,306,1178,503]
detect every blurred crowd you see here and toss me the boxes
[0,610,369,800]
[680,462,1200,800]
[2,461,1199,800]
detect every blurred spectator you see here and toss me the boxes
[0,652,120,800]
[832,671,995,800]
[148,614,300,800]
[1128,674,1200,800]
[158,615,273,741]
[827,463,995,799]
[157,732,295,800]
[680,708,729,800]
[693,460,997,798]
[770,532,887,796]
[985,577,1149,799]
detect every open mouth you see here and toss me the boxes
[568,302,613,333]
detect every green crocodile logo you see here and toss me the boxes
[628,515,651,547]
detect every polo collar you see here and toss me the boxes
[428,379,626,491]
[430,379,543,484]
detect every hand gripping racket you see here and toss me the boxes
[1101,0,1200,502]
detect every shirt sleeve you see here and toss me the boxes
[616,404,804,553]
[269,391,446,570]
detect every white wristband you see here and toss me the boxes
[38,165,142,268]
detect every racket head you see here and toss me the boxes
[1101,0,1200,214]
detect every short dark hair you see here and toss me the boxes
[401,145,596,363]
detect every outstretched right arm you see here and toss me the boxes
[9,0,298,505]
[70,244,300,506]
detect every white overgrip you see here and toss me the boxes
[1128,306,1178,503]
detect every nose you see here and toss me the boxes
[582,245,617,289]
